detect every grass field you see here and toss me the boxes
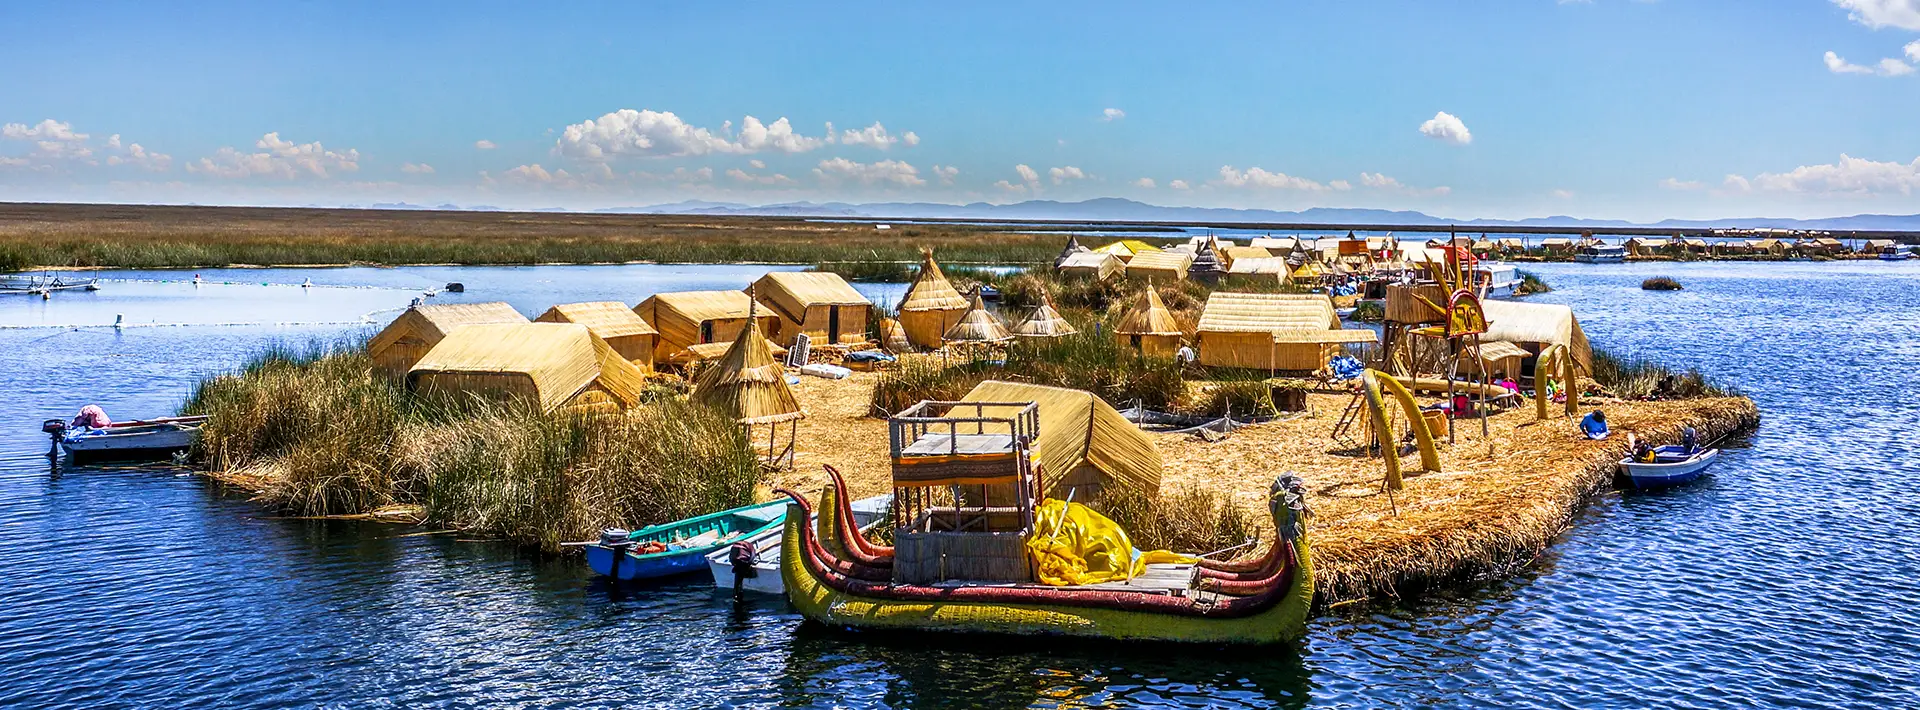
[0,202,1112,270]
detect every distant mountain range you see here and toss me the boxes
[335,197,1920,232]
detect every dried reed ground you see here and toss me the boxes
[775,372,1760,605]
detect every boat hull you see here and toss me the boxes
[779,507,1315,645]
[585,545,712,581]
[1621,447,1718,489]
[61,423,200,463]
[582,499,788,582]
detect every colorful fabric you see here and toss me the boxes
[1026,499,1195,586]
[71,405,109,429]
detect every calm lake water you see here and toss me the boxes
[3,261,1916,708]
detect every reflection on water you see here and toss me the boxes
[2,260,1918,708]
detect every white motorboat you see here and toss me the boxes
[707,493,890,595]
[1573,245,1627,263]
[49,415,206,462]
[1619,445,1718,489]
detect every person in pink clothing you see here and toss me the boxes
[70,405,110,429]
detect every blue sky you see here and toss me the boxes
[3,0,1919,221]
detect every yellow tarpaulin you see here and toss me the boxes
[1025,499,1195,586]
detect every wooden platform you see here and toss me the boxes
[919,563,1199,595]
[899,432,1016,457]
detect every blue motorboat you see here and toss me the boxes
[1620,445,1719,489]
[579,500,787,581]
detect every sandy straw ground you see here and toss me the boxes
[773,371,1760,605]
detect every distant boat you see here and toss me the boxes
[1879,246,1913,261]
[579,500,787,581]
[1573,245,1627,263]
[1473,262,1519,297]
[48,415,205,462]
[1619,446,1719,489]
[1,273,99,296]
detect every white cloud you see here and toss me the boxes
[725,168,797,186]
[1330,179,1353,191]
[1169,179,1191,190]
[187,132,359,179]
[812,157,925,187]
[1215,165,1330,191]
[1909,40,1920,62]
[1833,0,1920,30]
[993,180,1027,194]
[1730,153,1920,195]
[474,139,497,150]
[1133,177,1156,188]
[1048,165,1088,185]
[1659,177,1705,190]
[104,143,171,171]
[1354,171,1447,195]
[554,109,832,162]
[1015,164,1042,192]
[1101,108,1126,122]
[106,134,122,149]
[1359,172,1402,189]
[1825,49,1914,75]
[838,122,917,150]
[1551,188,1575,199]
[3,119,93,160]
[1419,111,1472,145]
[931,164,959,185]
[401,162,435,175]
[502,163,569,183]
[749,159,765,169]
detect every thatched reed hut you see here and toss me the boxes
[689,309,805,467]
[942,289,1014,346]
[1055,251,1124,280]
[960,380,1162,501]
[898,251,971,351]
[1194,292,1375,370]
[1091,239,1156,263]
[368,302,529,375]
[1010,290,1078,339]
[534,301,657,370]
[1470,339,1531,380]
[406,322,646,414]
[635,290,782,365]
[1625,237,1670,256]
[1054,235,1090,267]
[750,271,872,346]
[878,317,912,353]
[1114,287,1183,357]
[1189,238,1226,283]
[1219,245,1273,269]
[1125,249,1192,281]
[1482,299,1593,373]
[1225,256,1294,279]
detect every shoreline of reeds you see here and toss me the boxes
[183,341,763,550]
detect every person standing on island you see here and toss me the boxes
[1580,409,1609,440]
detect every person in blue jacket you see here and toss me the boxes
[1580,410,1609,440]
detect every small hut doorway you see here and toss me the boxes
[829,307,842,343]
[700,321,715,344]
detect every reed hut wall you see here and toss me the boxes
[534,301,658,371]
[368,302,529,375]
[1055,251,1124,280]
[1124,250,1192,281]
[635,290,781,363]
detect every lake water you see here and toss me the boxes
[2,261,1916,708]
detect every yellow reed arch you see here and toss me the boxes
[1534,344,1581,420]
[1360,369,1441,491]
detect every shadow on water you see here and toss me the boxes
[775,623,1314,710]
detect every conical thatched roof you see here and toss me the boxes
[900,249,969,312]
[1115,287,1182,336]
[1054,235,1089,267]
[1011,289,1077,338]
[689,298,805,424]
[942,289,1013,343]
[878,317,912,353]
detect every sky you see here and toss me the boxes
[3,0,1920,221]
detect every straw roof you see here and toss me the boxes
[689,311,805,425]
[1251,237,1298,251]
[369,301,528,355]
[1225,256,1293,276]
[534,301,657,339]
[878,317,912,352]
[1267,329,1379,344]
[899,250,969,312]
[1125,249,1192,277]
[1470,340,1531,364]
[942,290,1014,343]
[1482,299,1592,369]
[1115,288,1182,336]
[1010,290,1078,338]
[961,380,1162,499]
[407,322,644,412]
[1196,292,1342,333]
[1220,246,1273,264]
[1056,251,1124,276]
[752,271,870,314]
[1091,239,1156,258]
[1498,238,1525,249]
[640,290,776,326]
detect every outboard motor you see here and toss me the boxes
[41,419,66,458]
[598,528,634,579]
[728,541,760,590]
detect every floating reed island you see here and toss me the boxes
[179,239,1756,615]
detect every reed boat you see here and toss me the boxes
[778,398,1313,644]
[580,500,786,582]
[778,474,1314,645]
[1620,446,1719,489]
[46,415,205,462]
